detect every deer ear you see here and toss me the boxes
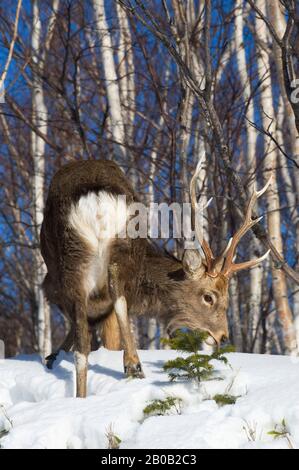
[182,249,205,277]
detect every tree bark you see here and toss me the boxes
[31,0,56,358]
[267,0,299,350]
[116,2,135,143]
[234,0,263,351]
[93,0,126,160]
[0,0,22,99]
[256,0,297,354]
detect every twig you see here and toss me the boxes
[0,0,22,97]
[246,118,299,169]
[117,0,299,286]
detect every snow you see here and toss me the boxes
[0,348,298,449]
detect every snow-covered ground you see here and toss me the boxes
[0,348,298,449]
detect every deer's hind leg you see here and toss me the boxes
[108,263,144,379]
[46,323,75,369]
[99,310,122,350]
[72,298,90,397]
[42,276,75,369]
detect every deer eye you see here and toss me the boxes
[203,294,214,306]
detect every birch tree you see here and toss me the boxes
[234,0,263,351]
[93,0,126,160]
[266,0,299,349]
[255,0,297,354]
[31,0,60,357]
[31,0,50,358]
[0,0,22,100]
[116,2,135,144]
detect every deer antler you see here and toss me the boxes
[190,152,215,274]
[220,176,272,278]
[189,156,271,278]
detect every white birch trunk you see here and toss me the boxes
[146,319,157,350]
[267,0,299,349]
[31,0,55,357]
[146,61,172,348]
[234,1,256,171]
[92,0,126,160]
[147,109,167,349]
[116,3,135,142]
[0,0,22,99]
[194,132,209,241]
[276,96,299,349]
[147,147,159,349]
[256,0,297,354]
[229,277,243,351]
[234,1,262,351]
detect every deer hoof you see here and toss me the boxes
[45,353,58,370]
[124,363,145,379]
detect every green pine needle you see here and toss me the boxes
[143,397,182,416]
[213,394,237,406]
[161,330,209,353]
[162,330,233,384]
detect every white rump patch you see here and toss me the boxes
[68,191,129,294]
[69,191,128,248]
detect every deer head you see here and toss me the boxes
[166,154,271,346]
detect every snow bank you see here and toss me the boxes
[0,348,298,449]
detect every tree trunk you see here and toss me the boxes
[267,0,299,350]
[229,276,243,351]
[255,0,297,355]
[93,0,126,160]
[31,0,52,358]
[116,2,135,143]
[235,1,263,351]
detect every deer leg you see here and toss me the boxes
[99,310,122,350]
[46,323,75,369]
[73,300,90,398]
[114,296,144,378]
[108,263,144,379]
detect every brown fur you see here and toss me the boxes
[99,311,122,350]
[41,160,230,397]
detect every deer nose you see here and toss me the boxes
[213,331,229,349]
[220,323,230,343]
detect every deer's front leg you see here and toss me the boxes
[114,296,144,378]
[109,264,144,379]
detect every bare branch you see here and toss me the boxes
[0,0,22,97]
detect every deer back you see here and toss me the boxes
[41,160,146,316]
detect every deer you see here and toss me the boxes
[40,157,271,398]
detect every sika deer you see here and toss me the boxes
[41,158,271,397]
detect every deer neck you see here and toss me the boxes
[131,250,182,318]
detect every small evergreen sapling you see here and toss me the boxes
[162,330,234,384]
[142,331,237,419]
[213,394,237,406]
[143,397,182,417]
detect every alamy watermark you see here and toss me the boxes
[290,79,299,104]
[84,195,208,249]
